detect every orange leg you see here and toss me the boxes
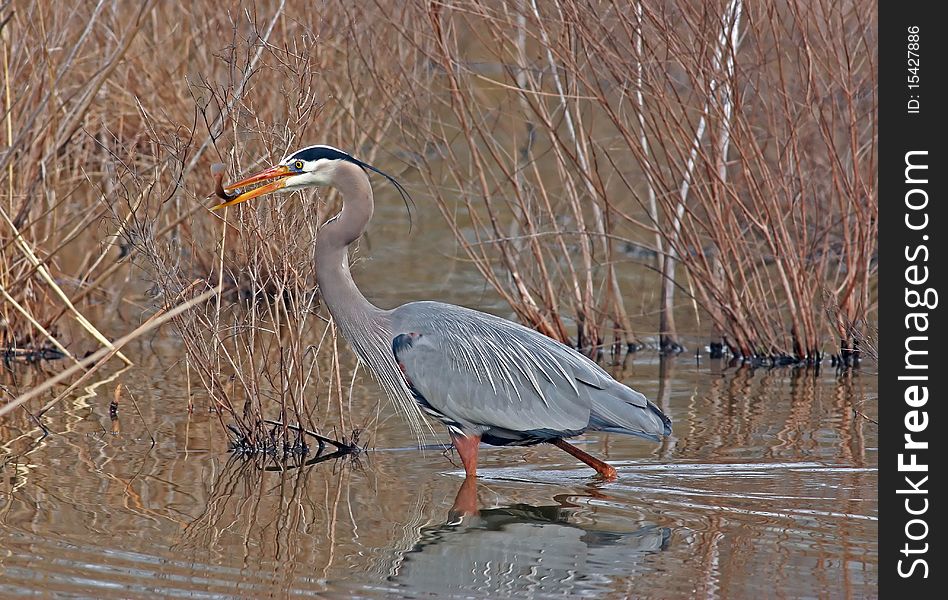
[552,438,618,480]
[450,433,481,477]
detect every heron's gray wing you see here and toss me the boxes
[391,302,594,435]
[392,302,671,441]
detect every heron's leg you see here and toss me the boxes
[551,438,618,480]
[449,476,480,518]
[450,433,480,477]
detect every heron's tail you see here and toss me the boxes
[587,383,672,442]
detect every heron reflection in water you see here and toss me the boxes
[214,145,671,480]
[388,478,671,597]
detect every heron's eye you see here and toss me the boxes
[293,160,304,171]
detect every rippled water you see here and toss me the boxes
[1,339,877,598]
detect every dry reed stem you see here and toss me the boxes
[1,3,376,449]
[1,283,220,418]
[0,286,78,364]
[347,0,875,361]
[1,204,131,364]
[2,1,875,448]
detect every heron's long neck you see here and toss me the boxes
[315,161,428,440]
[315,161,387,333]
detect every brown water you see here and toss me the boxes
[1,201,877,598]
[0,351,878,598]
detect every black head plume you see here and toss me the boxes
[288,145,415,230]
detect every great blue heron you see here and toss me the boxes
[213,145,671,479]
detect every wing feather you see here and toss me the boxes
[392,302,593,434]
[391,301,670,441]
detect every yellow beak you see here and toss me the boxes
[211,164,291,210]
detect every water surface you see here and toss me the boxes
[1,340,877,598]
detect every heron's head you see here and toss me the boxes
[212,145,409,210]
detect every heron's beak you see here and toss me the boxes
[211,164,291,210]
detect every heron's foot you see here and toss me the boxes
[594,463,618,481]
[551,438,618,481]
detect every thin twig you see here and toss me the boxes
[2,283,220,418]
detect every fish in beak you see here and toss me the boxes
[211,164,291,210]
